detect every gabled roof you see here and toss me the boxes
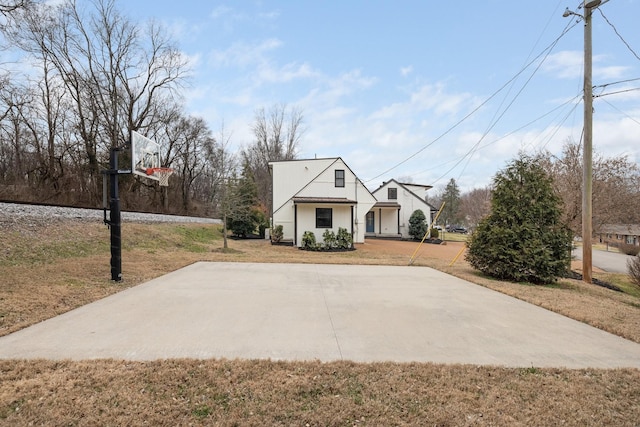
[272,157,376,214]
[373,178,436,211]
[399,182,433,190]
[598,224,640,235]
[269,156,340,165]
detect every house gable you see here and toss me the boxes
[373,179,434,211]
[371,179,435,238]
[270,157,376,245]
[271,158,339,216]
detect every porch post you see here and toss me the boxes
[294,204,298,246]
[351,205,354,248]
[397,207,401,235]
[378,208,382,234]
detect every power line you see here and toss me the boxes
[450,17,580,185]
[431,94,580,187]
[364,19,579,184]
[594,87,640,98]
[594,77,640,89]
[600,98,640,126]
[597,8,640,62]
[454,24,573,183]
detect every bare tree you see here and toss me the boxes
[0,0,29,14]
[539,140,640,235]
[160,115,214,212]
[204,121,236,209]
[208,123,238,249]
[459,186,492,230]
[4,0,189,204]
[0,83,31,187]
[0,0,31,31]
[243,104,304,216]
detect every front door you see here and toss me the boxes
[366,211,375,233]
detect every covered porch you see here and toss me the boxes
[365,202,402,239]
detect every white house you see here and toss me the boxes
[270,158,377,247]
[367,179,436,239]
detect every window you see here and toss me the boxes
[316,208,332,228]
[335,169,345,187]
[388,187,397,200]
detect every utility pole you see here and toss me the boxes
[564,0,606,284]
[582,0,597,284]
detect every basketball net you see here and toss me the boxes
[146,167,174,187]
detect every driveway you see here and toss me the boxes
[1,262,639,368]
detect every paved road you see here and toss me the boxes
[573,247,635,273]
[1,262,639,368]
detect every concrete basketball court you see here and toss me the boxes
[1,262,639,368]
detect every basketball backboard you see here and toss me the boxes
[131,130,160,182]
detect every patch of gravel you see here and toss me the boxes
[0,202,221,226]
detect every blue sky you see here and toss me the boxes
[124,1,640,192]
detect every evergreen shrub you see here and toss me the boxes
[466,154,573,284]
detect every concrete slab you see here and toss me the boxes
[1,262,639,368]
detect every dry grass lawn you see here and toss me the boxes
[2,219,640,425]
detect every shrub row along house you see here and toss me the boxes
[270,157,436,247]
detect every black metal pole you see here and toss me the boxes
[109,147,122,281]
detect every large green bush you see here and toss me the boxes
[408,209,428,240]
[466,154,572,284]
[227,205,267,238]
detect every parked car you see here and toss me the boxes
[446,225,467,234]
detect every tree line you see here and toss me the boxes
[3,2,637,238]
[429,139,640,237]
[0,0,303,223]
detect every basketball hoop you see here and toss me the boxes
[146,167,174,187]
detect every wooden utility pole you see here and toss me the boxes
[582,0,597,284]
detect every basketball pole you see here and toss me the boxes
[105,143,128,282]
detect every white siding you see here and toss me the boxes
[270,158,376,246]
[373,180,433,239]
[379,209,397,234]
[296,204,353,245]
[272,158,336,215]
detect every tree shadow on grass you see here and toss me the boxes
[212,247,243,254]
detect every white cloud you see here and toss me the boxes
[297,69,377,110]
[210,5,233,19]
[255,61,320,84]
[258,11,280,20]
[209,5,279,33]
[542,50,583,79]
[596,65,631,80]
[400,66,413,77]
[542,51,632,82]
[208,38,282,68]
